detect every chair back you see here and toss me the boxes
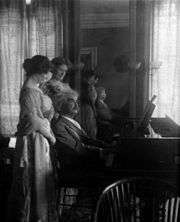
[94,177,180,222]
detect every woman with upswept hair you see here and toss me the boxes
[41,57,73,103]
[7,55,58,222]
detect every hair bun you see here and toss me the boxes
[23,55,51,76]
[23,58,32,75]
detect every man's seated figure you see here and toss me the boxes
[51,91,119,222]
[51,91,116,173]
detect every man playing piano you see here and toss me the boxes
[51,90,117,171]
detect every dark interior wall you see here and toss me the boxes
[81,27,130,109]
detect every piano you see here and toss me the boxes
[112,137,180,187]
[1,137,180,191]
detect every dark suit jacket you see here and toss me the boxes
[52,116,105,169]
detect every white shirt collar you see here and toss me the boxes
[62,115,82,130]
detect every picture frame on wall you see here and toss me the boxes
[80,47,97,70]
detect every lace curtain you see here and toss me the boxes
[29,0,63,59]
[150,0,180,124]
[0,0,63,135]
[0,0,26,135]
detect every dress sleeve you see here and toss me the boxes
[18,88,53,139]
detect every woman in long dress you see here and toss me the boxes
[7,55,58,222]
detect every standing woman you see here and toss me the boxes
[41,57,73,102]
[41,56,75,121]
[7,55,58,222]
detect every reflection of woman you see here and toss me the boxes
[7,55,58,222]
[80,69,98,139]
[96,87,117,142]
[96,87,112,121]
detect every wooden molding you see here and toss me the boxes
[80,47,98,69]
[80,12,129,29]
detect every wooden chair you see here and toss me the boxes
[94,177,180,222]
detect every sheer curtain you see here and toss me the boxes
[0,0,63,135]
[150,0,180,124]
[29,0,63,59]
[0,0,26,135]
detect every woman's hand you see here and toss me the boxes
[39,118,56,144]
[49,135,56,145]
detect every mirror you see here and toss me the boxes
[79,0,130,117]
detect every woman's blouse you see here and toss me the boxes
[16,87,54,137]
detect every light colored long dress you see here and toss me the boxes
[7,87,58,222]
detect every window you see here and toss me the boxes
[150,0,180,124]
[0,0,63,135]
